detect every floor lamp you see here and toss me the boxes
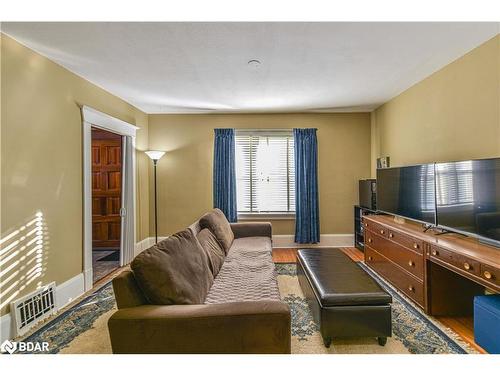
[145,151,166,243]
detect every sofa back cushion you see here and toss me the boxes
[199,208,234,253]
[197,229,225,276]
[131,229,213,305]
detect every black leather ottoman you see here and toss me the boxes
[297,248,392,347]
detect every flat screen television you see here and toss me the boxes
[377,164,436,225]
[435,158,500,246]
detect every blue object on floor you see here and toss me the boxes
[474,294,500,354]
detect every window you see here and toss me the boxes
[235,130,295,214]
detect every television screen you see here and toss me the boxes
[377,164,436,224]
[436,158,500,244]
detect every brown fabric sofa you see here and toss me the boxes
[108,209,291,354]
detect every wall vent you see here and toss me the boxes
[10,282,57,337]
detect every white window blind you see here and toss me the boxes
[436,161,474,206]
[235,130,295,213]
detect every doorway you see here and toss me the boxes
[91,128,122,284]
[82,105,137,292]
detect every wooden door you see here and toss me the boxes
[92,129,122,249]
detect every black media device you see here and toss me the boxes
[359,179,377,210]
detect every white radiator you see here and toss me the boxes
[10,282,57,337]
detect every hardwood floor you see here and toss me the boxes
[272,248,298,263]
[272,246,486,353]
[272,247,363,263]
[436,316,486,354]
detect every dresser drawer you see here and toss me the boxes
[363,220,389,238]
[453,255,480,277]
[366,246,425,307]
[430,245,480,276]
[365,232,424,280]
[429,245,455,263]
[480,264,500,287]
[388,229,424,254]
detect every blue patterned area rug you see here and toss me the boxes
[20,282,116,354]
[275,263,475,354]
[19,262,476,354]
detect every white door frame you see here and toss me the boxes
[81,106,139,292]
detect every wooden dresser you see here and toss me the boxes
[363,215,500,315]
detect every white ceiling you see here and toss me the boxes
[2,22,499,114]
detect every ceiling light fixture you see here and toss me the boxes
[247,59,261,69]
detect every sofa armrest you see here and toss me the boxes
[112,270,148,309]
[108,300,291,354]
[230,222,272,239]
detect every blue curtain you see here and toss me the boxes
[294,128,320,243]
[213,129,237,222]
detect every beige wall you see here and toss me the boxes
[372,35,500,170]
[148,113,371,237]
[0,34,149,316]
[134,113,150,242]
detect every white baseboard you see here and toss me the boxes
[134,237,154,257]
[0,272,85,341]
[0,311,11,342]
[272,234,354,248]
[56,273,85,310]
[134,237,168,257]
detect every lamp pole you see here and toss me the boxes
[153,159,158,244]
[145,151,166,244]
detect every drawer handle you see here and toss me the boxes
[368,256,373,261]
[484,271,492,279]
[365,223,368,227]
[408,260,414,267]
[368,238,373,243]
[380,229,385,235]
[408,286,415,292]
[389,233,394,238]
[413,243,419,249]
[463,262,471,271]
[432,250,437,256]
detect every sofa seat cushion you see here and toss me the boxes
[199,208,234,253]
[197,228,225,277]
[205,237,280,304]
[229,236,272,254]
[131,229,213,305]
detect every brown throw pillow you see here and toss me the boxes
[131,229,213,305]
[199,208,234,253]
[197,228,225,276]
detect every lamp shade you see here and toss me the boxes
[145,150,166,161]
